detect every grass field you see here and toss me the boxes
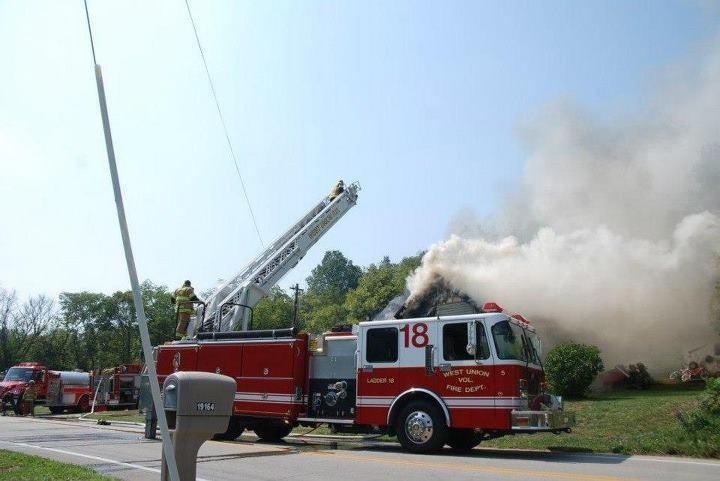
[482,384,710,457]
[0,450,114,481]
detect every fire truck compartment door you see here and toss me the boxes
[236,341,298,415]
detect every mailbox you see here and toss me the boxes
[160,372,236,481]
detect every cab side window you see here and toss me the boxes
[443,323,473,361]
[366,327,398,363]
[442,322,491,361]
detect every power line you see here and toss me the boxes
[183,0,264,246]
[83,0,97,64]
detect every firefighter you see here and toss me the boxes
[21,381,36,417]
[172,280,200,339]
[328,180,344,201]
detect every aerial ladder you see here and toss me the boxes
[194,181,360,334]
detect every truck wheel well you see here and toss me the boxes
[386,389,450,435]
[77,394,90,413]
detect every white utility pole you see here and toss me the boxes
[83,2,180,480]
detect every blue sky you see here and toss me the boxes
[0,0,717,299]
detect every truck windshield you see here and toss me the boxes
[3,367,33,382]
[492,320,541,363]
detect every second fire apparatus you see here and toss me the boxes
[0,362,93,414]
[92,364,143,411]
[0,362,142,414]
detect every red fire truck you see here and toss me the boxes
[154,302,575,452]
[0,362,52,407]
[0,362,143,414]
[93,364,143,411]
[0,362,93,414]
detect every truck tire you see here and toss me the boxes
[213,417,244,441]
[396,399,448,453]
[447,428,482,451]
[254,424,292,442]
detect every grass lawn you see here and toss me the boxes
[0,450,115,481]
[84,409,145,424]
[482,384,710,456]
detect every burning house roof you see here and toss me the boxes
[372,277,483,321]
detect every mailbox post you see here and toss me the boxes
[138,373,158,439]
[161,372,235,481]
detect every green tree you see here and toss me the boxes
[106,290,136,365]
[252,287,296,330]
[26,328,73,370]
[139,281,175,348]
[59,291,111,369]
[58,282,173,370]
[0,288,18,370]
[344,254,422,322]
[302,251,362,333]
[306,251,362,298]
[0,289,57,370]
[301,296,348,333]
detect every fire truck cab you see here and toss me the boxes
[0,362,50,406]
[304,311,573,452]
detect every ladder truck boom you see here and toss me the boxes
[200,181,360,333]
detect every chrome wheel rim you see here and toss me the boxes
[404,410,433,444]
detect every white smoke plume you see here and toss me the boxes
[408,42,720,372]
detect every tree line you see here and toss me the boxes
[0,251,421,373]
[4,250,717,374]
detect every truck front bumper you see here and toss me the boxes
[511,410,576,432]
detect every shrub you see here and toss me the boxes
[544,342,604,398]
[677,377,720,457]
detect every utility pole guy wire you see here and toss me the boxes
[82,2,180,481]
[184,0,265,247]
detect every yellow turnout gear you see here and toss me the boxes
[173,286,195,315]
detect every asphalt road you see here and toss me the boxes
[1,416,719,481]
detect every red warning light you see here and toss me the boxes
[511,313,530,324]
[482,302,504,313]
